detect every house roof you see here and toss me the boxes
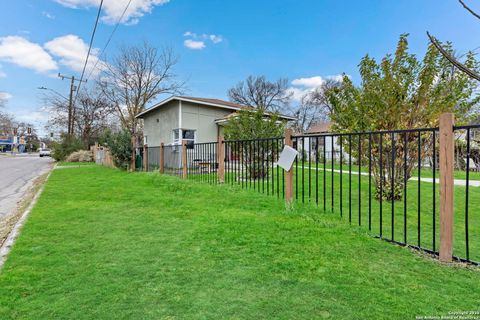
[135,96,296,120]
[214,109,296,123]
[305,122,332,134]
[136,96,244,118]
[177,96,247,110]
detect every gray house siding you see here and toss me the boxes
[143,100,234,146]
[180,101,232,143]
[143,100,179,147]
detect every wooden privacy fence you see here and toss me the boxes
[143,113,480,265]
[91,144,115,168]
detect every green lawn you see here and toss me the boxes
[298,161,480,181]
[207,162,480,263]
[1,165,479,319]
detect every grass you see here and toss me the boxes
[57,161,96,166]
[1,165,479,319]
[188,163,480,263]
[298,161,480,181]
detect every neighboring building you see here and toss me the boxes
[0,134,13,152]
[297,121,343,161]
[136,96,296,146]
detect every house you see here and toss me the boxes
[298,121,343,162]
[0,134,13,152]
[136,96,296,146]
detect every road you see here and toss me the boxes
[0,154,53,219]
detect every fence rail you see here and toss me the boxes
[141,113,479,265]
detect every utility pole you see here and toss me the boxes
[58,73,86,137]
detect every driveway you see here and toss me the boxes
[0,154,54,219]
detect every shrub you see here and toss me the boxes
[101,129,132,170]
[224,108,286,179]
[52,135,83,161]
[66,150,93,162]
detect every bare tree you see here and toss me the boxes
[291,78,341,133]
[0,110,13,135]
[44,87,115,147]
[44,93,69,135]
[228,75,292,112]
[99,42,184,142]
[74,90,115,147]
[427,0,480,81]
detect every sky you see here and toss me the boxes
[0,0,479,136]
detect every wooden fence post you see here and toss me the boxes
[439,113,455,262]
[130,136,136,172]
[182,140,188,179]
[218,136,225,183]
[159,143,164,174]
[143,144,148,172]
[285,128,294,206]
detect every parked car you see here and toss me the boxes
[39,148,51,157]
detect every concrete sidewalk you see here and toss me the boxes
[294,165,480,187]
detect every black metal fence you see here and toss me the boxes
[163,145,183,177]
[223,138,285,198]
[452,124,480,264]
[145,123,479,265]
[291,129,443,261]
[186,142,218,184]
[147,146,160,172]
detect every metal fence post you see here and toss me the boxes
[130,136,136,172]
[182,140,188,179]
[285,128,294,205]
[218,136,225,183]
[160,143,164,174]
[143,144,148,172]
[439,113,454,262]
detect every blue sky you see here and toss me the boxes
[0,0,479,136]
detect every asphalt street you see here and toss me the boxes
[0,154,53,219]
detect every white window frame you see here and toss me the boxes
[172,129,180,145]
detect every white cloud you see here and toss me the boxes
[184,39,205,50]
[183,31,196,37]
[44,34,104,75]
[183,31,223,49]
[0,92,13,100]
[42,11,56,19]
[289,75,346,102]
[0,36,58,73]
[54,0,170,25]
[288,87,309,102]
[291,76,325,88]
[208,34,223,44]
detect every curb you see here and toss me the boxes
[0,164,56,270]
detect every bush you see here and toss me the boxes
[52,135,83,161]
[101,129,132,170]
[66,150,93,162]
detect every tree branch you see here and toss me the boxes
[427,31,480,81]
[459,0,480,20]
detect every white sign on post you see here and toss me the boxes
[277,145,298,171]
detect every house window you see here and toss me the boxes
[172,129,196,145]
[182,130,195,141]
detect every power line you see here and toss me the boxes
[84,0,133,83]
[72,0,104,106]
